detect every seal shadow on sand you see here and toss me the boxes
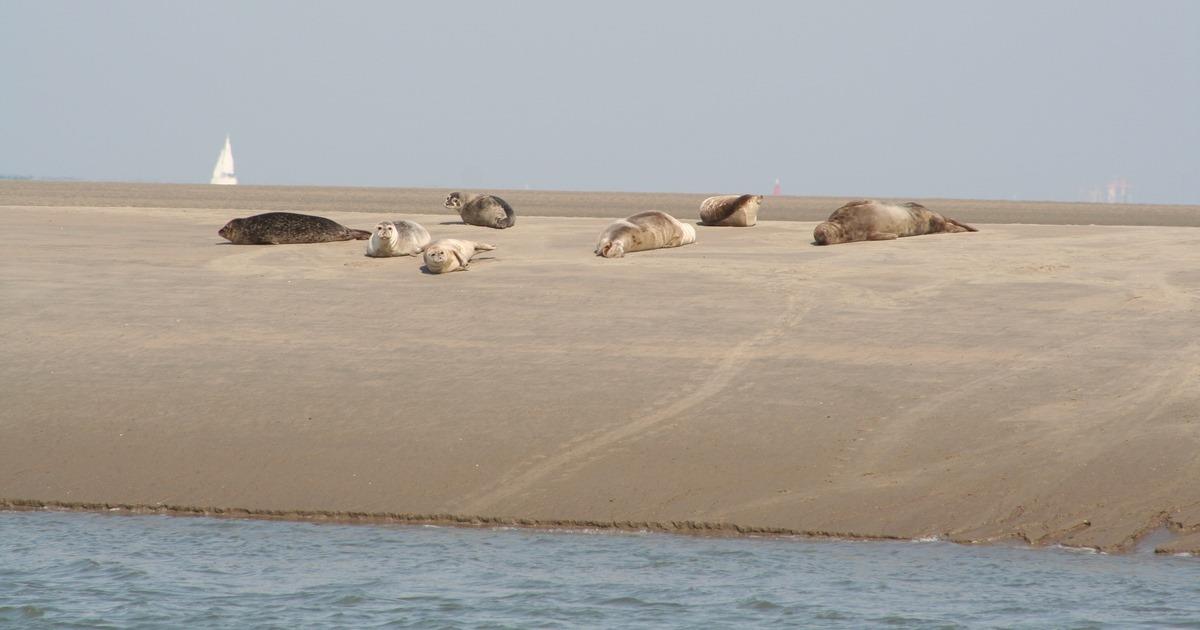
[691,222,753,229]
[206,240,368,280]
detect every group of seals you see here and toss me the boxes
[366,219,493,274]
[593,195,976,257]
[216,208,497,274]
[217,193,978,275]
[813,200,976,245]
[589,193,762,258]
[444,192,516,229]
[218,212,371,245]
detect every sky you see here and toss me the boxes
[1,1,1197,203]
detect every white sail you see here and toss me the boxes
[210,135,238,185]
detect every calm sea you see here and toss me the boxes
[1,511,1198,628]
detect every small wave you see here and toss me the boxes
[1049,544,1102,555]
[596,596,686,610]
[738,598,783,611]
[0,605,45,619]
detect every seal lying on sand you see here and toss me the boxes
[699,194,762,227]
[422,239,496,273]
[813,200,977,245]
[444,192,516,229]
[365,220,432,257]
[595,211,697,258]
[218,212,371,245]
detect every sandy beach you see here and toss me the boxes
[2,182,1199,554]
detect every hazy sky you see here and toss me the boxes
[2,1,1197,203]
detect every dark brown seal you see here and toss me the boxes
[699,194,762,227]
[444,192,516,229]
[813,200,977,245]
[217,212,371,245]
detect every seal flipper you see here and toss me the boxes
[453,249,469,271]
[867,232,899,240]
[348,229,372,240]
[494,197,516,228]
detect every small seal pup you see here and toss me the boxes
[422,239,496,273]
[699,194,763,227]
[813,200,978,245]
[444,192,516,229]
[218,212,371,245]
[595,211,697,258]
[365,219,432,257]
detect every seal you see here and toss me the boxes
[422,238,496,274]
[218,212,371,245]
[812,200,978,245]
[365,219,432,257]
[595,211,697,258]
[444,192,516,229]
[699,194,763,227]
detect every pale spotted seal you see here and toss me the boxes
[444,192,516,229]
[422,239,496,274]
[218,212,371,245]
[813,200,977,245]
[365,219,432,257]
[595,211,697,258]
[699,194,763,227]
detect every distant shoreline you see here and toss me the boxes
[3,179,1200,226]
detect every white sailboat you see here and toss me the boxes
[210,135,238,185]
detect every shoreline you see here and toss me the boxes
[0,498,1179,554]
[3,499,1195,555]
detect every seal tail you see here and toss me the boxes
[947,218,978,232]
[348,229,372,240]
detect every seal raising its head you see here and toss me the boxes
[365,219,432,257]
[595,211,697,258]
[422,238,496,274]
[218,212,371,245]
[699,194,763,227]
[813,200,977,245]
[444,192,516,229]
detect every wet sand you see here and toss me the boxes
[2,182,1200,553]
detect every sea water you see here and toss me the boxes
[1,511,1198,628]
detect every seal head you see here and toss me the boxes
[813,221,845,245]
